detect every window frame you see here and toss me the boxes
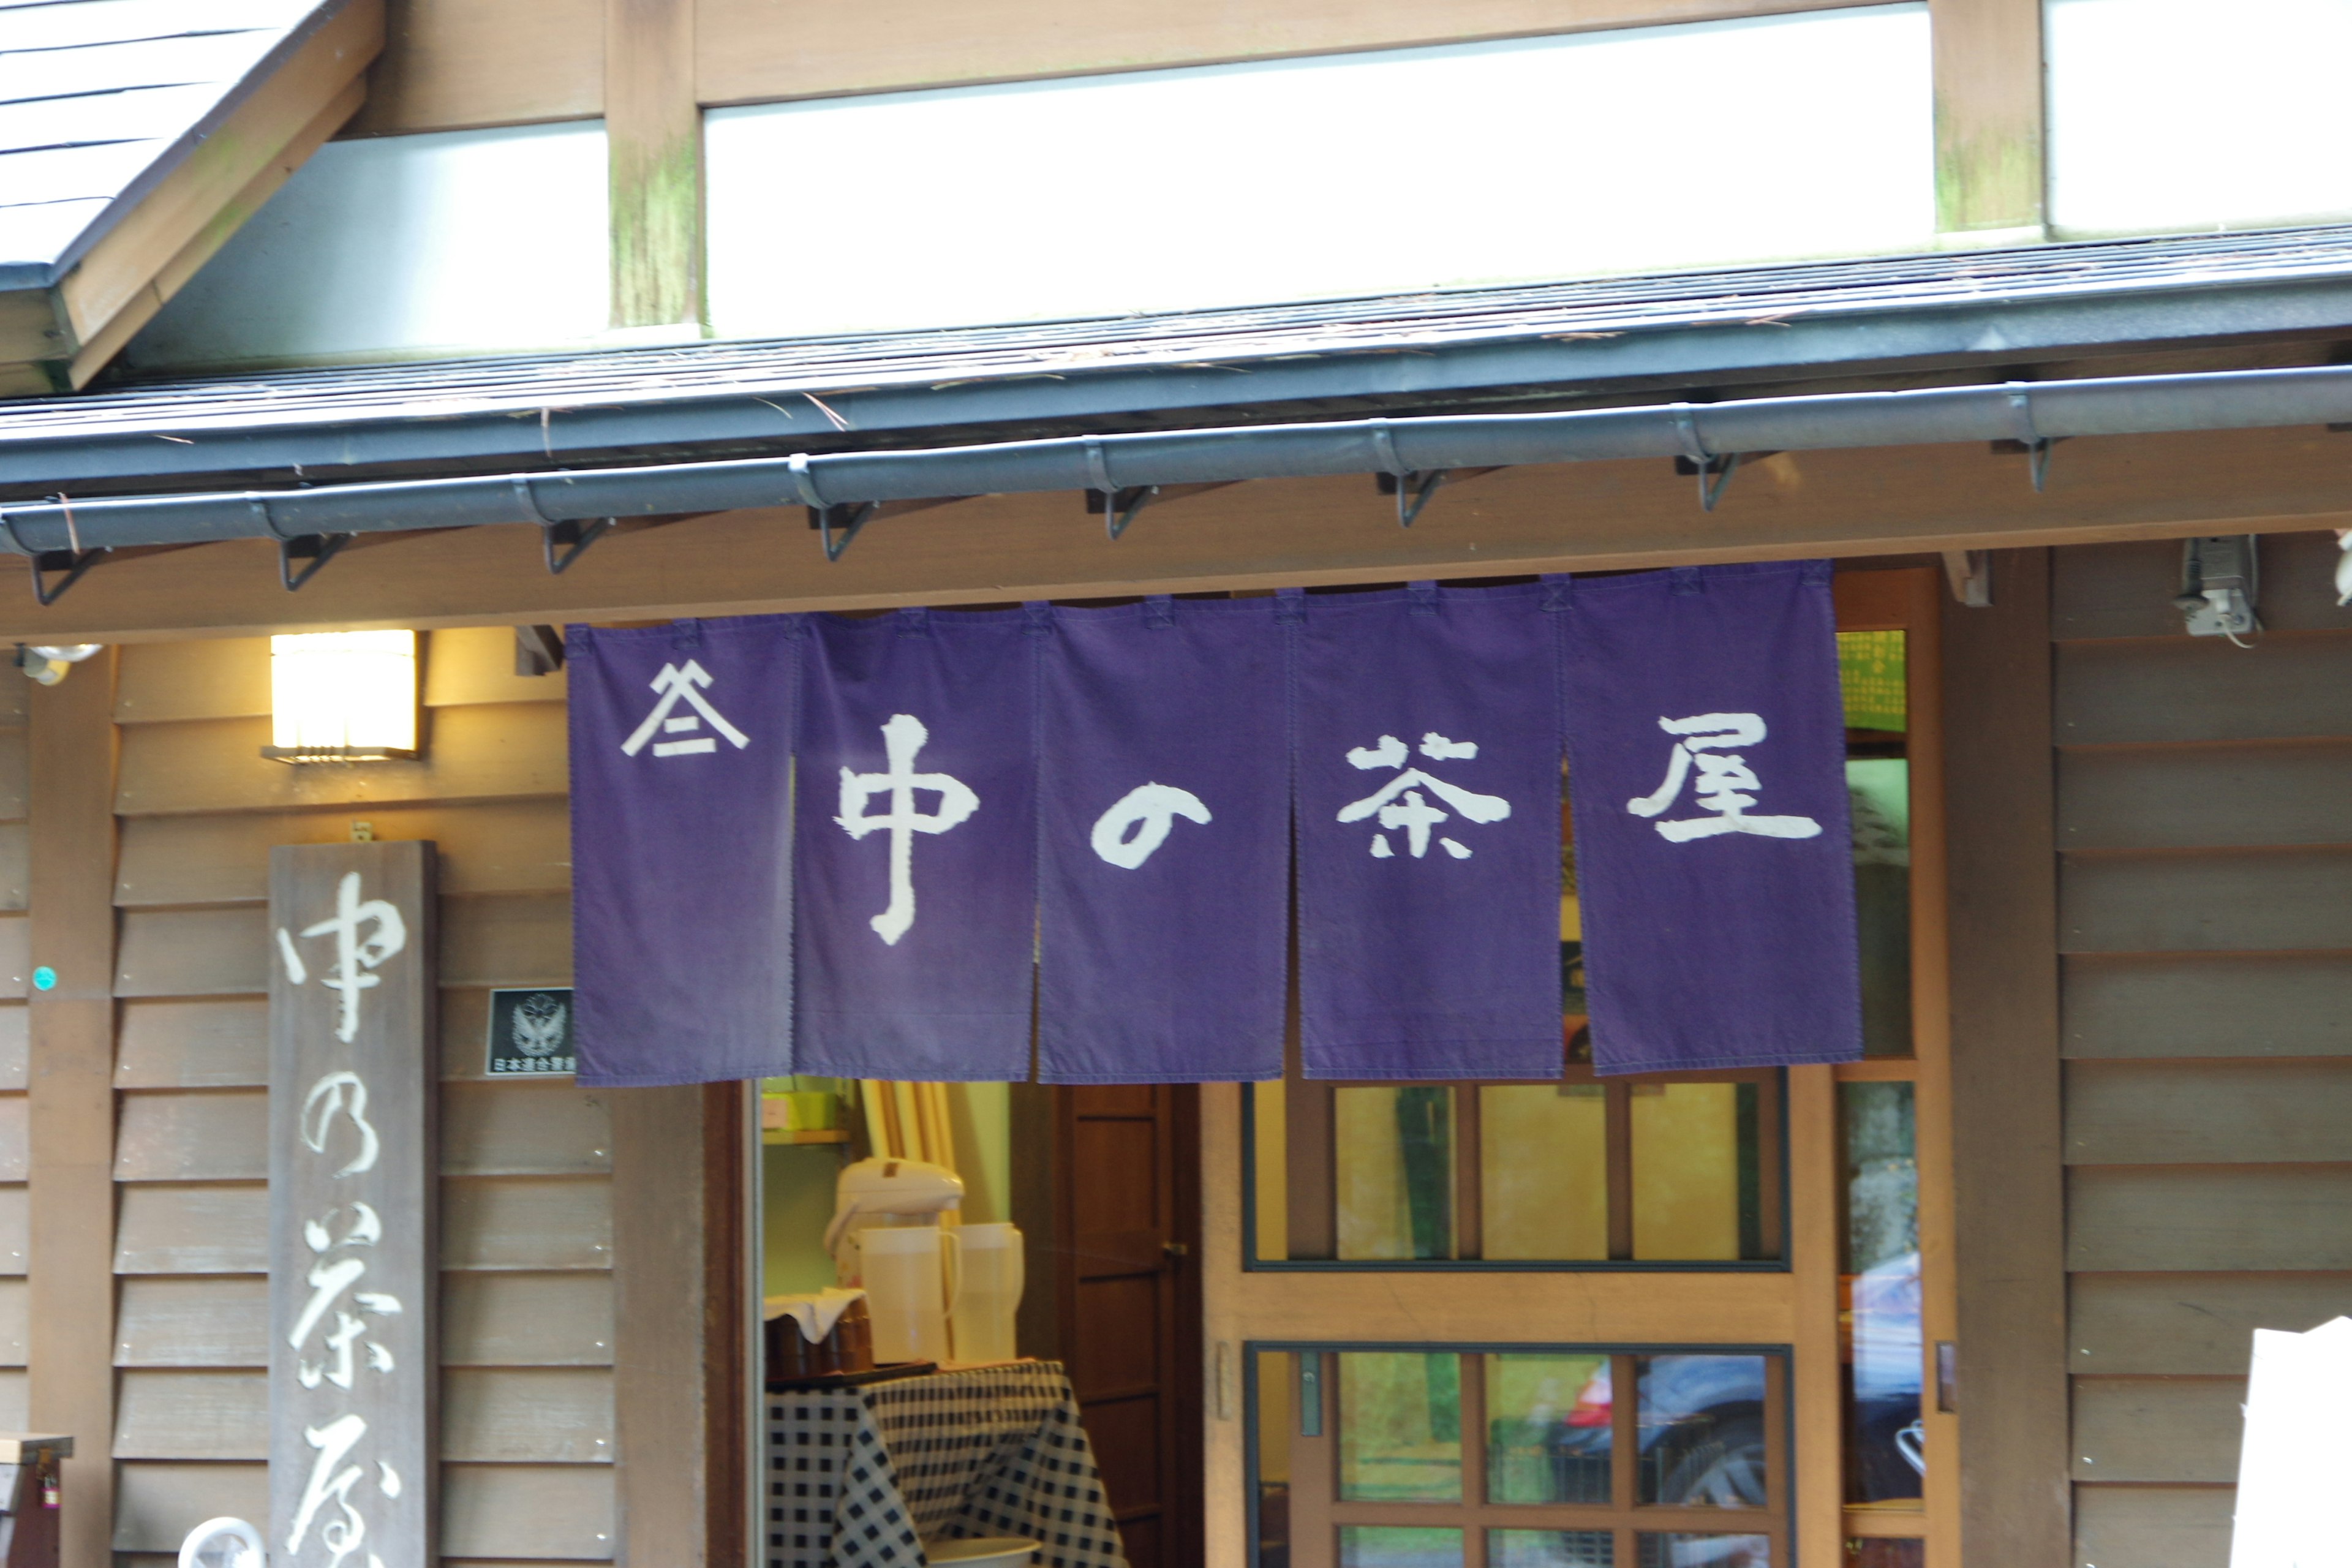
[1248,1342,1796,1568]
[1242,1066,1792,1273]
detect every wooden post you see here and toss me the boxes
[612,1081,752,1568]
[607,0,703,327]
[25,650,117,1568]
[1931,0,2046,239]
[267,841,440,1568]
[1940,549,2070,1564]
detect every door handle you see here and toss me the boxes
[1161,1241,1189,1259]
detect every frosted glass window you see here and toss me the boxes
[128,123,614,370]
[2048,0,2352,236]
[707,7,1932,339]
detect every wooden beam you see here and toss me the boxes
[0,0,382,378]
[6,425,2352,642]
[695,0,1888,110]
[608,0,703,328]
[348,0,603,138]
[25,650,119,1568]
[1931,0,2045,238]
[62,78,369,390]
[56,0,385,347]
[1940,551,2070,1564]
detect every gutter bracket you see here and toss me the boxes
[1366,423,1449,527]
[1,504,111,607]
[513,476,613,575]
[541,518,613,575]
[2004,386,2055,492]
[1941,549,1993,608]
[1668,405,1740,510]
[1102,486,1159,541]
[279,533,353,592]
[25,548,107,608]
[812,503,876,563]
[1372,470,1450,528]
[1078,438,1163,540]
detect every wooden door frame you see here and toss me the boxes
[1202,567,1962,1568]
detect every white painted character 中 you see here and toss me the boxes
[276,873,408,1044]
[835,713,978,944]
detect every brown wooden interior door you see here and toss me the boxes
[1014,1084,1202,1568]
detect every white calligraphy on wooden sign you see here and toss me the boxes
[270,843,439,1568]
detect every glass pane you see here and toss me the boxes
[1491,1530,1616,1567]
[1481,1086,1607,1261]
[1842,1082,1924,1504]
[1636,1356,1769,1507]
[1256,1351,1292,1568]
[1337,1087,1456,1260]
[1846,1542,1923,1568]
[1486,1354,1613,1504]
[1847,756,1913,1058]
[1562,821,1588,1021]
[1339,1352,1463,1501]
[1838,630,1906,734]
[1630,1085,1752,1262]
[1341,1527,1464,1568]
[1634,1534,1771,1568]
[1254,1080,1289,1261]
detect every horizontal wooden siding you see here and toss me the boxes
[106,629,613,1564]
[2053,533,2352,1568]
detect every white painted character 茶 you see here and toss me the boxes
[1337,732,1510,860]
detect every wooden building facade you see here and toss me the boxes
[6,1,2352,1566]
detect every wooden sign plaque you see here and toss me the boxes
[268,842,439,1568]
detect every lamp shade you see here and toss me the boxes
[264,631,421,763]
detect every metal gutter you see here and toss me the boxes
[16,225,2352,492]
[6,362,2352,557]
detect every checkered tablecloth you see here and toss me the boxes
[765,1361,1129,1568]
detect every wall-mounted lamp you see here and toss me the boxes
[14,643,102,685]
[2174,535,2260,644]
[262,631,421,764]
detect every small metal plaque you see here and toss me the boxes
[485,988,576,1077]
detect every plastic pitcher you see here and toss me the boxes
[949,1221,1025,1363]
[860,1224,956,1364]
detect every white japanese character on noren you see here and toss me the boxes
[1337,732,1511,860]
[1091,783,1212,870]
[621,660,749,758]
[1626,712,1823,843]
[835,714,978,945]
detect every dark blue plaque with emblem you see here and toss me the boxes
[486,987,576,1076]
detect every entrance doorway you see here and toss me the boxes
[1014,1084,1206,1568]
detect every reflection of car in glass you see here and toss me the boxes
[1853,1251,1926,1501]
[1539,1356,1770,1509]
